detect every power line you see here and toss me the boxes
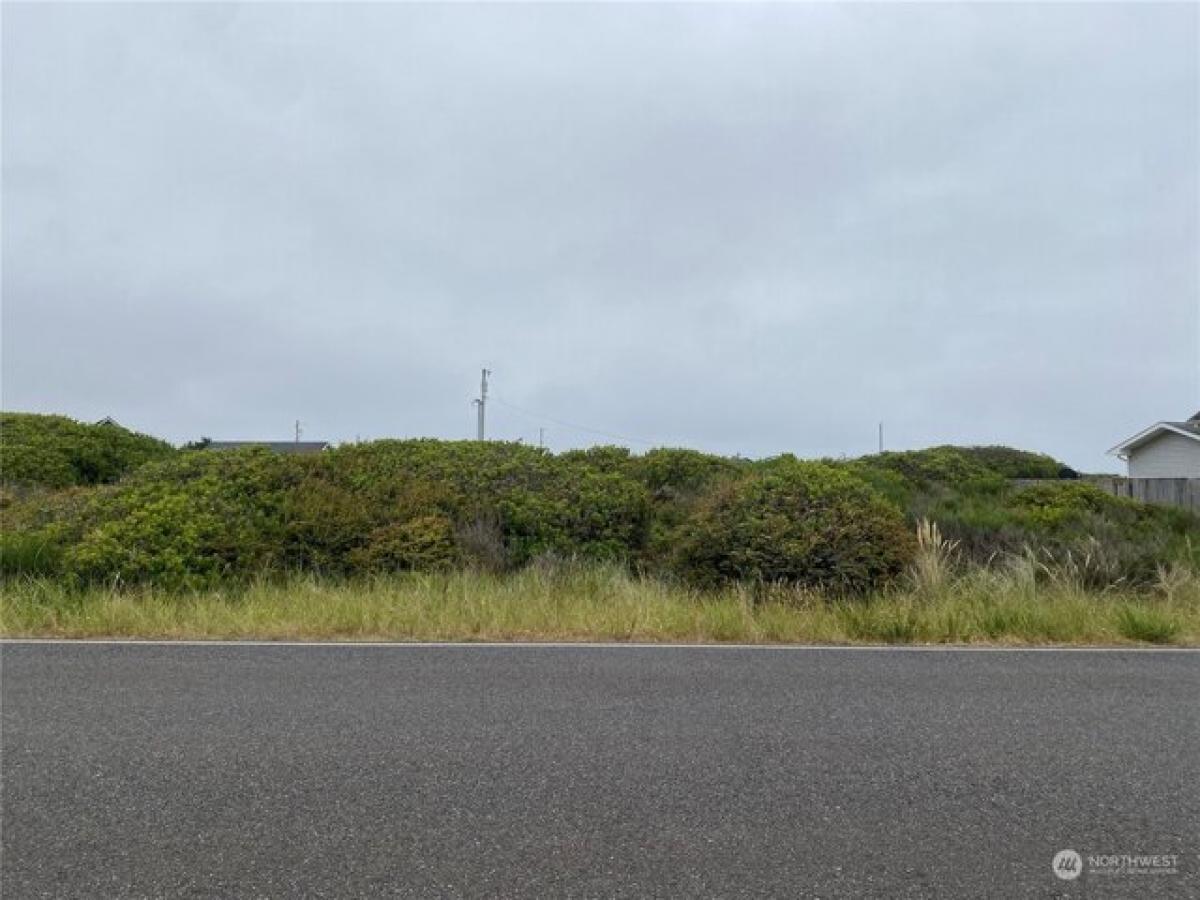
[491,396,658,447]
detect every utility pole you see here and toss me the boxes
[878,422,883,454]
[538,427,545,449]
[474,368,490,440]
[295,420,302,444]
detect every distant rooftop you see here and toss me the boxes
[204,441,329,455]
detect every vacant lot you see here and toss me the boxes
[4,413,1199,645]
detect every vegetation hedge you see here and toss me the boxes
[852,449,1198,586]
[672,461,916,593]
[1,413,174,488]
[1,412,1196,594]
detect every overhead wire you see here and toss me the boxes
[490,396,659,447]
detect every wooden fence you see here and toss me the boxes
[1086,477,1200,515]
[1012,477,1200,513]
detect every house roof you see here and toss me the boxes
[1109,416,1200,458]
[205,441,330,455]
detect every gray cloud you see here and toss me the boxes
[3,2,1196,470]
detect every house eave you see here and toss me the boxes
[1108,422,1200,457]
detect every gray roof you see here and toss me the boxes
[205,441,329,455]
[1164,415,1200,437]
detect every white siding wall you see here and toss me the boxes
[1128,432,1200,478]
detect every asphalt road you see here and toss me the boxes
[2,643,1197,899]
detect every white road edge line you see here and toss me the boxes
[0,639,1197,652]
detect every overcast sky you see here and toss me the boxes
[3,3,1197,470]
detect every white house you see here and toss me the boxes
[1109,413,1200,478]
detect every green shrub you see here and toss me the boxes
[280,476,377,573]
[10,439,651,587]
[858,446,1000,491]
[864,474,1200,588]
[1009,481,1124,523]
[64,493,232,589]
[633,447,746,495]
[349,515,458,572]
[1000,483,1195,586]
[858,445,1066,488]
[322,440,650,566]
[558,445,634,475]
[2,417,1191,597]
[1,412,174,488]
[60,448,296,589]
[955,446,1066,479]
[631,449,746,569]
[1,485,100,537]
[673,460,916,593]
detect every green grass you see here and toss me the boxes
[1114,606,1181,644]
[2,561,1198,645]
[0,531,62,576]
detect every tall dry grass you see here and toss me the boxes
[3,549,1198,645]
[908,518,960,597]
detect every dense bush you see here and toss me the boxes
[4,439,652,588]
[319,440,651,565]
[852,445,1068,500]
[856,446,1001,492]
[2,413,1195,593]
[633,447,747,495]
[914,480,1198,587]
[348,516,458,572]
[672,461,916,593]
[1005,482,1195,584]
[816,446,1195,587]
[1009,481,1137,523]
[61,449,296,589]
[956,446,1071,480]
[1,413,174,488]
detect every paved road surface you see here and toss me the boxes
[2,642,1198,898]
